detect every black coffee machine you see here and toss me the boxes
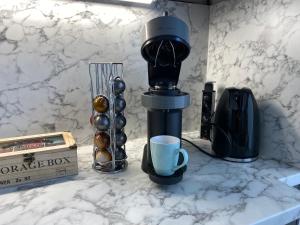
[141,13,191,184]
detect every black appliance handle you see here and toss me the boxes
[207,122,233,157]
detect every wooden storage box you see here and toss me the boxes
[0,132,78,188]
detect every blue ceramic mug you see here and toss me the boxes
[150,135,189,176]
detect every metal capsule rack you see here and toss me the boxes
[89,63,128,173]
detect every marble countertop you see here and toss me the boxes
[1,132,300,225]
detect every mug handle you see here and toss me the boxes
[173,148,189,172]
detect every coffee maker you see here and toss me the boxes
[140,13,191,184]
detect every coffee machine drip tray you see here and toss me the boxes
[142,91,190,110]
[142,144,186,185]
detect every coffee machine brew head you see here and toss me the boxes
[141,12,190,89]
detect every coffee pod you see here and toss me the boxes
[115,113,126,130]
[116,131,127,146]
[115,96,126,112]
[94,132,110,149]
[113,78,126,95]
[95,148,112,164]
[93,95,109,113]
[115,147,127,160]
[94,114,110,131]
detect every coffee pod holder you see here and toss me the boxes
[89,62,128,173]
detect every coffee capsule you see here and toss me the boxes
[94,132,110,149]
[113,78,126,95]
[116,131,127,146]
[95,149,112,164]
[93,95,109,113]
[115,147,127,160]
[115,113,126,130]
[115,96,126,112]
[94,114,110,131]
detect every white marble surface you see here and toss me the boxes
[207,0,300,165]
[0,0,209,144]
[1,132,300,225]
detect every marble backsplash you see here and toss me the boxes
[207,0,300,164]
[0,0,209,144]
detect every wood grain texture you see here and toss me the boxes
[0,132,78,188]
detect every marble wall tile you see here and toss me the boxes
[0,0,209,144]
[207,0,300,164]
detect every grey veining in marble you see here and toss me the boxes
[207,0,300,165]
[1,132,300,225]
[0,0,209,144]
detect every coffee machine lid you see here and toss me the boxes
[141,14,190,65]
[141,13,190,88]
[143,15,190,47]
